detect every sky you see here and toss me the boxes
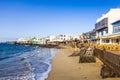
[0,0,120,42]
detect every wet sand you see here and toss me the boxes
[46,48,120,80]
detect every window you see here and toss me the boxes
[106,40,109,43]
[101,31,103,36]
[113,26,120,33]
[95,18,108,29]
[61,35,63,37]
[106,30,108,33]
[113,21,120,33]
[116,39,119,43]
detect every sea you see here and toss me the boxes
[0,43,57,80]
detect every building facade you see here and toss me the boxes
[112,20,120,34]
[110,20,120,44]
[52,34,71,42]
[95,8,120,44]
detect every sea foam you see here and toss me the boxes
[0,44,57,80]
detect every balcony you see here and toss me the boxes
[95,18,108,31]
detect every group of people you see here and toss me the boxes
[71,39,81,48]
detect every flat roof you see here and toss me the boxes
[112,20,120,25]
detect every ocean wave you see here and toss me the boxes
[0,46,57,80]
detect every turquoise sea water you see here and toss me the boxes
[0,43,57,80]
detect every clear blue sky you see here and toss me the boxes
[0,0,120,41]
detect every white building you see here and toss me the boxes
[95,8,120,44]
[53,34,71,42]
[71,34,80,40]
[33,37,46,44]
[17,37,31,43]
[46,36,56,42]
[47,34,71,42]
[17,37,47,44]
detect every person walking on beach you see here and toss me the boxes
[71,40,75,48]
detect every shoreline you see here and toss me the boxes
[9,41,61,49]
[46,48,102,80]
[46,47,120,80]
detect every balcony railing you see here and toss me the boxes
[95,18,108,31]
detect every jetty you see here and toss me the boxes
[12,41,60,48]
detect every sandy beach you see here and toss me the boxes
[46,47,120,80]
[46,48,102,80]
